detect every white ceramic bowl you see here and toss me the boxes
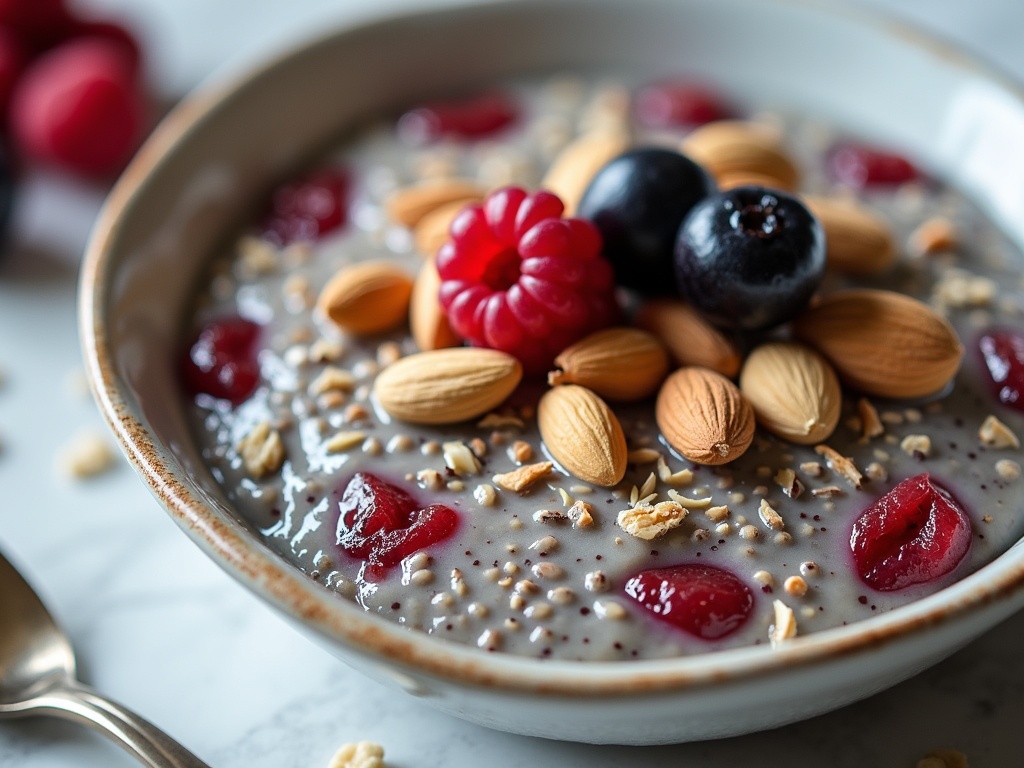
[80,0,1024,745]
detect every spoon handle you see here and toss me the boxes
[28,680,211,768]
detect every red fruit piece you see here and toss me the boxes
[633,80,731,128]
[67,19,142,75]
[0,0,73,49]
[0,27,28,118]
[260,167,349,247]
[436,186,618,374]
[850,473,971,592]
[979,328,1024,412]
[827,142,920,188]
[180,316,262,405]
[624,563,754,640]
[335,472,459,580]
[10,37,144,178]
[397,91,517,145]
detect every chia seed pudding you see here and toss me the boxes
[180,74,1024,661]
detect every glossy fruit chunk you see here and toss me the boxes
[624,563,754,640]
[9,37,144,178]
[979,328,1024,412]
[850,474,971,592]
[335,472,459,580]
[436,186,618,374]
[180,316,263,405]
[633,80,731,128]
[674,185,825,331]
[576,147,714,294]
[397,91,517,144]
[260,167,349,246]
[827,142,920,188]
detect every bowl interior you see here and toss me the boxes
[82,0,1024,728]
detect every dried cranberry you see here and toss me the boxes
[633,80,731,128]
[180,316,262,405]
[397,91,517,145]
[850,474,971,592]
[979,328,1024,412]
[624,563,754,640]
[827,142,920,188]
[260,167,349,246]
[335,473,459,580]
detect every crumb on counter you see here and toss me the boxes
[327,741,385,768]
[56,429,119,479]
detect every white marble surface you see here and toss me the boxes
[2,0,1024,765]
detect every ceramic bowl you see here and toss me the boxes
[80,0,1024,745]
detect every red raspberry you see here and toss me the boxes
[180,316,263,405]
[436,187,618,374]
[850,473,971,591]
[624,563,754,640]
[335,472,459,582]
[260,167,349,246]
[634,79,731,128]
[827,142,920,188]
[10,37,145,178]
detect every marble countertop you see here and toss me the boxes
[2,1,1023,766]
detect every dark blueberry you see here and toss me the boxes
[577,147,714,295]
[674,186,825,331]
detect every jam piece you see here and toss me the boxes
[335,473,459,580]
[260,167,349,246]
[827,142,920,188]
[633,80,731,128]
[979,328,1024,411]
[850,473,971,592]
[624,563,754,640]
[180,316,262,405]
[396,90,517,144]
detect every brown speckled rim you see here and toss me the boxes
[80,0,1024,698]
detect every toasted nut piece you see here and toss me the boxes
[538,385,627,487]
[549,327,669,401]
[318,260,413,335]
[384,178,484,228]
[541,130,630,215]
[681,120,799,191]
[803,195,897,275]
[634,299,742,378]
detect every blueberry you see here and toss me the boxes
[675,186,825,331]
[577,147,714,295]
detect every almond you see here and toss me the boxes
[681,121,798,191]
[373,348,522,425]
[739,341,841,445]
[538,384,627,487]
[384,178,484,229]
[541,129,630,215]
[792,289,963,399]
[317,260,413,335]
[413,199,472,257]
[656,367,755,465]
[634,299,742,378]
[409,258,461,351]
[803,195,897,275]
[548,327,669,401]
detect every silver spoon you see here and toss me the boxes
[0,548,211,767]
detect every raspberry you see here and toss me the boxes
[397,90,517,145]
[850,473,972,592]
[436,187,618,374]
[335,472,459,582]
[633,80,731,128]
[9,37,145,178]
[624,563,754,640]
[978,328,1024,411]
[260,167,349,246]
[827,142,920,188]
[180,316,263,405]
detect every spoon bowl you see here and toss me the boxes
[0,548,210,768]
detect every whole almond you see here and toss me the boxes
[656,367,755,465]
[385,178,484,229]
[739,341,841,445]
[538,384,627,487]
[414,199,474,257]
[681,120,799,191]
[373,348,522,425]
[549,327,669,401]
[317,260,413,335]
[792,289,963,399]
[541,129,630,215]
[409,258,461,351]
[803,195,897,275]
[634,299,743,378]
